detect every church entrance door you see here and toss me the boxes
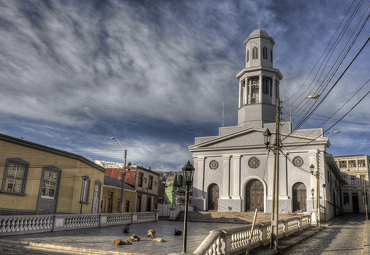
[208,184,219,211]
[293,182,307,212]
[246,179,264,211]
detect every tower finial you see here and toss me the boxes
[256,20,262,30]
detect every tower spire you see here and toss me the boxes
[256,20,262,30]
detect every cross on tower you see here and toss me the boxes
[256,20,262,29]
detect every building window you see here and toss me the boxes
[80,175,91,203]
[41,168,60,198]
[149,176,153,190]
[339,161,347,168]
[348,160,356,167]
[138,172,143,187]
[270,50,273,62]
[246,50,249,62]
[146,196,151,212]
[263,47,267,59]
[252,47,258,59]
[125,200,130,212]
[358,160,366,167]
[361,175,366,184]
[351,176,356,185]
[343,193,349,205]
[1,158,29,194]
[342,175,348,185]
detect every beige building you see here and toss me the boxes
[334,155,370,213]
[100,176,136,213]
[0,133,106,215]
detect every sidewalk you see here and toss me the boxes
[0,215,357,255]
[248,215,348,255]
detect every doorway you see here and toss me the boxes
[246,179,264,211]
[208,184,219,211]
[292,182,307,212]
[352,193,359,212]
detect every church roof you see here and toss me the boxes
[244,29,275,45]
[249,29,269,37]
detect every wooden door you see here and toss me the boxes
[246,180,264,211]
[293,182,307,212]
[107,192,113,213]
[208,184,219,211]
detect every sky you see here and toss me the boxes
[0,0,369,172]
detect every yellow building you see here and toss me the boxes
[0,133,106,215]
[334,155,370,213]
[100,176,136,213]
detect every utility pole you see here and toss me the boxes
[364,178,368,221]
[120,150,127,213]
[316,151,320,227]
[270,98,280,250]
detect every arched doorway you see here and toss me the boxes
[208,184,219,211]
[292,182,307,212]
[246,179,264,211]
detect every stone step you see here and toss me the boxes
[176,211,304,223]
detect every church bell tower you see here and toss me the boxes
[236,29,283,128]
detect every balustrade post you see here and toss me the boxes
[283,220,287,237]
[152,209,159,222]
[53,215,65,232]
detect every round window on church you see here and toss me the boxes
[293,156,304,167]
[248,157,260,169]
[209,160,219,170]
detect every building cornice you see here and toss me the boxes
[0,133,106,173]
[236,66,283,80]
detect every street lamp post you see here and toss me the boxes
[311,188,315,209]
[181,161,195,254]
[310,154,321,228]
[111,137,130,213]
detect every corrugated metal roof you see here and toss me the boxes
[104,176,135,190]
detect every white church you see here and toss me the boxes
[189,29,342,220]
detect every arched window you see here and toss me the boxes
[263,47,267,59]
[246,50,249,62]
[270,50,273,62]
[252,47,258,59]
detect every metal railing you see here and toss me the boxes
[0,211,157,236]
[194,214,311,255]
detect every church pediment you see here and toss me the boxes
[189,127,329,152]
[189,128,266,150]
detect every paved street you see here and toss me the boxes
[284,214,366,255]
[0,221,243,255]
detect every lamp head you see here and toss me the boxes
[182,160,195,184]
[111,137,116,140]
[310,164,315,175]
[263,128,272,148]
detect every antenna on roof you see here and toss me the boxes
[222,101,224,127]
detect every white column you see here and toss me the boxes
[272,77,276,104]
[197,157,205,198]
[221,156,231,199]
[244,78,248,105]
[232,155,241,199]
[248,79,252,104]
[238,81,242,108]
[259,74,263,103]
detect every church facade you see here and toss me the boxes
[189,29,342,221]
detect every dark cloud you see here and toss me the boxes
[0,0,368,171]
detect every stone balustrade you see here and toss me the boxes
[194,214,311,255]
[0,211,157,236]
